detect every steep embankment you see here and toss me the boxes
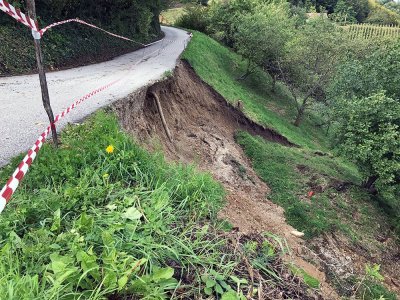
[114,31,400,299]
[114,61,339,299]
[181,32,400,299]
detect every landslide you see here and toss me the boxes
[113,61,339,299]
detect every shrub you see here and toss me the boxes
[175,5,209,32]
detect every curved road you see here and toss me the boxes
[0,26,190,167]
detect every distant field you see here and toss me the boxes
[345,23,400,39]
[160,7,185,25]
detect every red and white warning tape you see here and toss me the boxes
[0,42,172,213]
[40,18,143,44]
[0,0,38,31]
[0,1,185,213]
[40,18,163,47]
[0,79,119,213]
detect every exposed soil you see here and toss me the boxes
[295,165,400,297]
[113,61,340,299]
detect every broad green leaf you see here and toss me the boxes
[206,279,216,288]
[215,283,224,294]
[104,270,118,289]
[221,291,239,300]
[101,231,115,248]
[204,287,213,296]
[50,209,61,232]
[76,249,101,281]
[122,206,142,221]
[118,275,129,290]
[77,212,94,232]
[152,267,174,280]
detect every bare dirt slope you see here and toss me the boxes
[113,61,339,299]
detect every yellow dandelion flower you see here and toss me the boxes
[103,173,109,178]
[106,145,114,154]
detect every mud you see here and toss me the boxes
[113,61,341,299]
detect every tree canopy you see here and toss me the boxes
[332,92,400,191]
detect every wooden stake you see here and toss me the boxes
[27,0,58,147]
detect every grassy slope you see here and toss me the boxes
[0,112,309,299]
[183,32,398,299]
[182,31,327,150]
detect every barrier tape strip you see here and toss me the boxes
[0,1,161,48]
[0,1,184,212]
[0,0,38,31]
[0,43,173,213]
[39,18,162,47]
[0,79,119,213]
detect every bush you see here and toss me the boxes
[175,5,209,32]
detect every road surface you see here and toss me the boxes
[0,26,190,167]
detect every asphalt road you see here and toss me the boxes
[0,26,190,167]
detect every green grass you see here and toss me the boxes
[0,111,305,299]
[182,31,327,149]
[235,131,362,239]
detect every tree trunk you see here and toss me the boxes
[294,107,305,127]
[271,76,277,92]
[238,60,254,81]
[363,175,378,194]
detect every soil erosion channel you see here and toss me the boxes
[114,61,339,299]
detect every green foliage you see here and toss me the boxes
[360,281,398,300]
[290,265,321,289]
[279,18,346,126]
[206,0,255,46]
[0,0,164,75]
[348,0,371,22]
[365,263,385,281]
[0,111,301,299]
[233,1,294,80]
[332,92,399,185]
[0,111,237,299]
[331,92,400,212]
[383,0,400,15]
[331,39,400,100]
[356,264,398,300]
[175,4,209,32]
[201,270,232,297]
[331,0,357,24]
[366,0,400,25]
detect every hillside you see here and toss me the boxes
[0,1,163,76]
[179,32,400,299]
[0,1,399,299]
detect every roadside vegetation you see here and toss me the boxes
[0,0,166,75]
[0,112,319,299]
